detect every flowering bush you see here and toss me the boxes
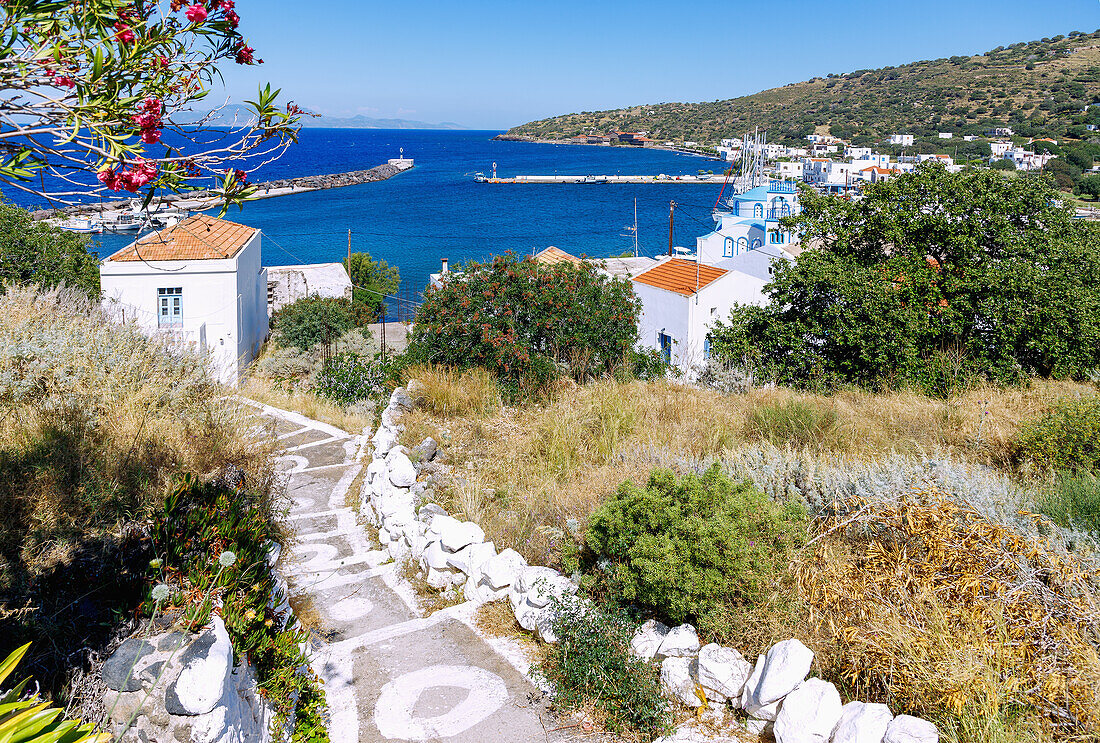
[408,254,641,395]
[271,296,358,353]
[0,0,300,209]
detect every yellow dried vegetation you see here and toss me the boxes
[795,491,1100,741]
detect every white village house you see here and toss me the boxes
[100,214,269,386]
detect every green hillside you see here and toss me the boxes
[507,30,1100,145]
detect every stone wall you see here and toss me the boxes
[364,384,941,743]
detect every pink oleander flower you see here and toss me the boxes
[143,97,163,113]
[55,75,75,88]
[98,168,122,191]
[234,42,254,64]
[114,24,135,43]
[219,0,234,9]
[185,4,207,22]
[225,9,239,27]
[141,128,162,144]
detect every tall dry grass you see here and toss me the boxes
[240,374,374,434]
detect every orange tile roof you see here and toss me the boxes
[107,214,258,262]
[534,246,582,266]
[632,258,728,297]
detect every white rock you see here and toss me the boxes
[752,698,782,721]
[426,514,461,539]
[746,718,772,735]
[387,451,417,488]
[631,619,670,660]
[479,548,527,589]
[408,532,428,558]
[418,503,447,522]
[425,567,454,590]
[513,599,547,632]
[696,643,752,701]
[536,612,558,644]
[884,715,938,743]
[832,702,894,743]
[660,657,704,708]
[386,539,408,561]
[437,520,485,553]
[372,425,398,454]
[168,616,233,715]
[422,540,449,571]
[446,541,496,576]
[772,678,842,743]
[657,624,701,659]
[523,571,577,609]
[740,639,814,715]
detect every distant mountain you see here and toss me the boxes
[507,30,1100,145]
[175,105,466,130]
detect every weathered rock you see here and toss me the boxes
[660,657,704,708]
[515,566,561,593]
[372,425,398,454]
[386,451,417,488]
[411,437,438,462]
[740,638,814,715]
[832,701,894,743]
[746,718,772,736]
[883,715,938,743]
[164,617,233,716]
[657,624,701,659]
[390,387,414,411]
[480,548,527,590]
[513,598,548,632]
[417,502,447,522]
[103,639,155,692]
[438,520,485,553]
[523,570,577,608]
[695,643,752,701]
[631,619,670,660]
[772,678,842,743]
[446,540,496,576]
[422,540,449,571]
[425,567,455,590]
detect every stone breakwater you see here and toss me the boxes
[368,383,941,743]
[31,160,413,220]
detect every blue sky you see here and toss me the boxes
[219,0,1100,129]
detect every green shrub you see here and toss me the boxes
[313,352,386,406]
[536,597,670,739]
[271,296,357,353]
[584,466,807,628]
[1013,394,1100,473]
[745,399,841,449]
[1036,472,1100,532]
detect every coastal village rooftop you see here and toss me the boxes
[631,258,728,297]
[106,214,258,262]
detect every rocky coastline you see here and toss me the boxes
[31,161,411,220]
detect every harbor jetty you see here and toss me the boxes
[31,158,414,221]
[477,173,728,184]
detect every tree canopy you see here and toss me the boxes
[709,164,1100,395]
[0,0,300,210]
[0,200,99,296]
[343,252,400,319]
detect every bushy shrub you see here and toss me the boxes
[0,200,99,297]
[1036,472,1100,532]
[313,352,386,406]
[271,296,357,353]
[584,466,807,628]
[1013,394,1100,473]
[536,597,670,739]
[407,254,640,395]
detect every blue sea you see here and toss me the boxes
[7,129,729,310]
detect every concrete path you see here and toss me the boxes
[251,403,565,743]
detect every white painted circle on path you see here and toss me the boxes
[329,595,373,622]
[373,665,508,740]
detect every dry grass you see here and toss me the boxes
[795,492,1100,742]
[473,600,530,641]
[240,374,374,434]
[398,373,1093,569]
[404,365,502,418]
[397,557,465,615]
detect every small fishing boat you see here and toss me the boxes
[102,213,145,233]
[48,217,104,234]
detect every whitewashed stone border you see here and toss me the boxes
[367,386,940,743]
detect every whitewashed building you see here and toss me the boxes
[888,134,914,146]
[100,214,269,386]
[696,181,800,259]
[267,263,352,313]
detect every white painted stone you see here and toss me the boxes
[438,520,485,553]
[387,452,417,488]
[372,425,398,454]
[386,539,408,561]
[170,616,233,715]
[772,678,842,743]
[409,532,428,558]
[446,541,496,576]
[832,702,894,743]
[329,596,374,622]
[660,657,703,708]
[630,619,670,660]
[425,567,454,590]
[426,514,461,539]
[657,624,701,659]
[523,571,577,609]
[740,638,814,715]
[373,665,508,741]
[884,715,939,743]
[513,599,546,632]
[479,548,527,590]
[418,503,447,522]
[535,612,558,644]
[695,643,752,701]
[422,540,449,571]
[746,718,771,735]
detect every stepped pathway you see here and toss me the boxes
[250,402,565,743]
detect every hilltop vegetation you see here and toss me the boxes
[509,30,1100,144]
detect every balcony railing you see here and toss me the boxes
[768,180,798,194]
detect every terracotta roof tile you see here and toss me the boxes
[107,214,258,262]
[533,246,582,266]
[632,258,728,297]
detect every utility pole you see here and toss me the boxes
[347,229,352,272]
[667,200,676,256]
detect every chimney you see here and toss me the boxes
[441,258,449,274]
